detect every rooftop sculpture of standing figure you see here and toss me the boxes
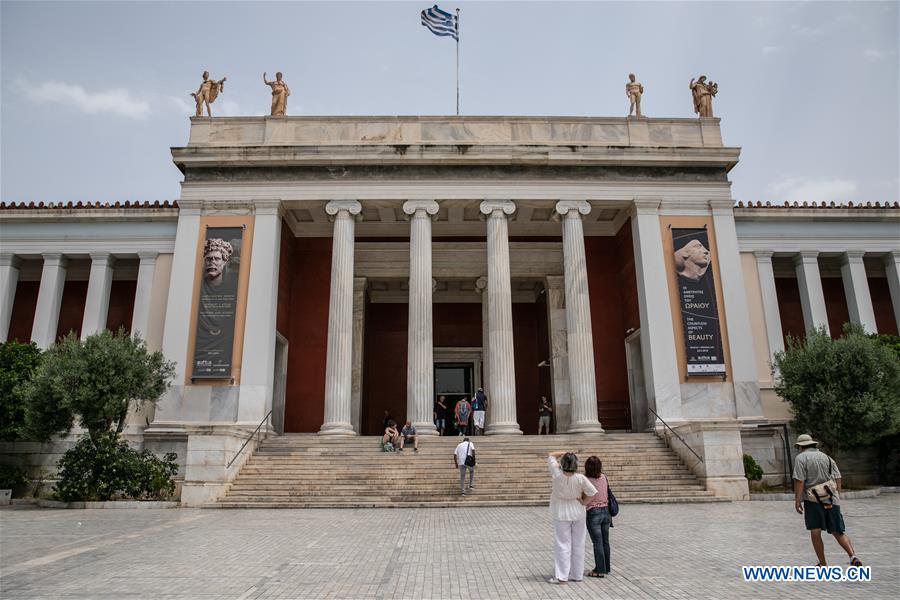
[263,71,290,116]
[626,73,644,117]
[690,75,717,118]
[190,71,226,117]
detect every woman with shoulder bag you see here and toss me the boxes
[583,456,612,578]
[547,451,597,584]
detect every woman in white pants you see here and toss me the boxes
[547,451,597,584]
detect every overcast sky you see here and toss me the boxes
[1,0,897,205]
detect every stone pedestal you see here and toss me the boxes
[555,201,603,433]
[320,200,362,435]
[480,200,522,435]
[404,200,440,435]
[661,420,750,500]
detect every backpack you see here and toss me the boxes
[606,475,619,517]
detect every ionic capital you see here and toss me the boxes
[325,200,362,221]
[554,200,591,220]
[402,199,439,218]
[479,199,516,218]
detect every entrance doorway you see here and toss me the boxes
[435,362,473,436]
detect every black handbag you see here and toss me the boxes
[464,442,476,467]
[607,477,619,517]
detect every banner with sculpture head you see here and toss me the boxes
[192,226,244,380]
[671,228,725,376]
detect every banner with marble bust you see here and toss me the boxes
[671,227,726,376]
[192,226,244,380]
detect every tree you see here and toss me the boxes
[773,323,900,451]
[0,341,43,441]
[24,329,175,441]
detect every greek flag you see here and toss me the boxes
[421,5,458,41]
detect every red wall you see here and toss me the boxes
[869,277,898,335]
[8,281,39,342]
[776,277,806,341]
[106,280,137,334]
[283,238,332,433]
[56,280,88,341]
[434,303,482,347]
[585,236,631,430]
[614,221,641,333]
[822,277,850,338]
[361,302,408,435]
[512,302,551,434]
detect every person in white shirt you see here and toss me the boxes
[454,438,476,496]
[547,451,597,585]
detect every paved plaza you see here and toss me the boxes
[1,495,898,599]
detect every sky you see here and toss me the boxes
[1,0,898,205]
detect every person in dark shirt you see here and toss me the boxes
[382,411,393,431]
[435,396,448,436]
[472,388,488,435]
[539,396,553,435]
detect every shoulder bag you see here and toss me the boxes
[464,442,476,467]
[805,458,838,505]
[607,475,620,517]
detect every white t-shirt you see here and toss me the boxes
[455,441,475,466]
[548,456,597,521]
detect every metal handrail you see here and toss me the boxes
[648,407,704,465]
[227,409,273,469]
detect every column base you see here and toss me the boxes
[318,422,357,436]
[412,422,439,436]
[567,421,605,434]
[486,423,523,435]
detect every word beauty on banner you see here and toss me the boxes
[192,226,244,380]
[671,227,726,375]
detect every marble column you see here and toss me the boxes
[840,251,878,334]
[0,254,22,342]
[403,200,440,435]
[31,253,68,349]
[130,252,158,341]
[544,275,571,432]
[884,251,900,330]
[793,252,829,334]
[479,200,522,435]
[630,199,683,422]
[475,276,490,412]
[81,252,115,339]
[320,200,362,435]
[709,200,762,420]
[239,203,283,425]
[350,277,367,434]
[555,201,603,433]
[753,251,785,362]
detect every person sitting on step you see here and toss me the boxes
[399,420,418,452]
[382,420,401,451]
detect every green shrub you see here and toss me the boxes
[743,454,763,481]
[0,464,27,490]
[54,432,178,502]
[0,341,42,441]
[774,323,900,451]
[871,333,900,360]
[24,330,175,441]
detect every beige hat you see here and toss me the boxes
[794,434,818,448]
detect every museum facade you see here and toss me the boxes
[1,116,898,503]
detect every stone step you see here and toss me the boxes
[210,495,728,509]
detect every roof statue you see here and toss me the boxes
[689,75,718,118]
[190,71,226,117]
[263,71,291,116]
[626,73,644,117]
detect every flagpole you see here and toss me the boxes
[455,8,460,116]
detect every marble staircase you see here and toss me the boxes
[211,433,728,508]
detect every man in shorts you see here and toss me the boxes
[792,434,862,566]
[538,396,553,435]
[399,420,418,452]
[472,388,487,435]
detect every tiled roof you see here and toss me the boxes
[737,200,899,209]
[0,200,178,210]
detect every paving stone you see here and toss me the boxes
[0,496,897,599]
